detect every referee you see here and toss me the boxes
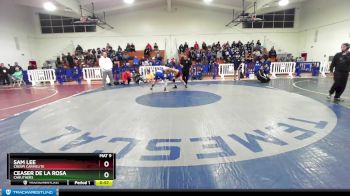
[180,56,191,88]
[99,52,115,88]
[328,43,350,102]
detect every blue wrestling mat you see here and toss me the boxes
[1,78,350,189]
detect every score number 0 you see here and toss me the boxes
[104,161,110,179]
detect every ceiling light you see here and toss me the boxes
[204,0,213,4]
[278,0,289,7]
[43,2,57,11]
[124,0,135,4]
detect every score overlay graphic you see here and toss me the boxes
[7,153,115,186]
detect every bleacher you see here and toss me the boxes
[7,40,331,86]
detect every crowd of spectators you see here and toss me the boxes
[1,40,303,86]
[56,43,163,69]
[0,62,24,85]
[178,40,281,65]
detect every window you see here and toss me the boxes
[284,22,294,28]
[63,26,74,33]
[243,8,295,29]
[41,27,52,34]
[242,22,253,28]
[274,15,284,22]
[63,19,74,25]
[51,20,63,26]
[40,20,51,26]
[39,13,97,34]
[263,22,274,28]
[86,26,97,32]
[74,26,85,32]
[253,22,263,28]
[52,27,63,33]
[274,22,284,28]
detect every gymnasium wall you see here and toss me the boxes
[29,5,300,66]
[0,0,36,67]
[298,0,350,61]
[8,1,350,68]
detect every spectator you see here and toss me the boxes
[28,62,36,70]
[189,49,196,62]
[106,43,111,49]
[125,43,131,52]
[206,50,213,63]
[256,66,270,83]
[194,41,199,50]
[76,44,83,51]
[144,47,151,58]
[117,46,123,53]
[11,66,23,85]
[211,42,216,52]
[116,49,123,61]
[179,44,185,54]
[145,70,154,83]
[269,47,277,62]
[133,56,140,67]
[154,43,159,51]
[217,49,223,60]
[15,62,22,70]
[142,58,150,66]
[257,40,262,46]
[67,52,74,68]
[201,51,208,65]
[154,58,162,66]
[92,49,96,56]
[246,41,251,52]
[146,43,153,51]
[231,41,236,49]
[122,52,130,63]
[130,43,136,52]
[0,63,11,85]
[237,40,243,48]
[245,52,254,64]
[9,62,22,75]
[155,51,162,61]
[253,49,262,62]
[216,42,221,51]
[195,50,201,63]
[132,71,144,85]
[121,70,132,85]
[250,40,255,50]
[202,42,207,51]
[76,45,83,55]
[55,57,62,68]
[184,42,189,50]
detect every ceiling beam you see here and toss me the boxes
[176,0,243,11]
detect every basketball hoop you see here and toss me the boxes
[251,14,257,22]
[80,16,88,23]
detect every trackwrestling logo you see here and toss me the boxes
[19,86,338,167]
[2,189,56,196]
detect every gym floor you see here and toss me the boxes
[0,78,350,189]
